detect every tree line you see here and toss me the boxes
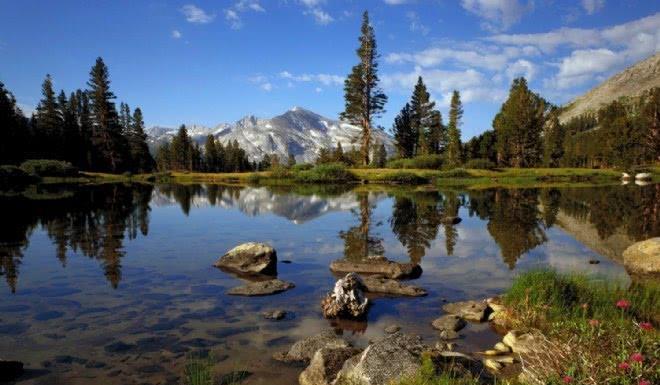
[0,57,154,173]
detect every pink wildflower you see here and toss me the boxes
[588,319,599,327]
[616,299,630,309]
[639,322,653,331]
[630,353,643,363]
[618,362,630,370]
[638,379,650,385]
[562,375,573,384]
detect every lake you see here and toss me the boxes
[1,182,658,385]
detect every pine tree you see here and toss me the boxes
[639,87,659,162]
[34,74,63,159]
[333,141,345,163]
[393,103,415,158]
[76,90,93,169]
[170,125,191,171]
[119,102,132,136]
[340,11,387,166]
[128,107,154,172]
[0,81,29,164]
[427,110,446,155]
[204,135,218,172]
[373,142,387,167]
[493,78,547,167]
[62,91,81,165]
[156,142,171,171]
[287,151,296,167]
[543,109,565,167]
[410,76,435,156]
[446,90,463,168]
[88,57,125,172]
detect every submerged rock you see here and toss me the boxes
[334,332,427,385]
[623,238,660,277]
[214,242,277,275]
[330,256,422,279]
[442,300,489,322]
[432,315,466,332]
[362,275,427,297]
[0,360,23,382]
[262,310,287,320]
[273,330,350,364]
[384,324,401,334]
[321,273,369,319]
[227,279,294,296]
[299,347,361,385]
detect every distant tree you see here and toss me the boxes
[87,57,126,172]
[333,141,345,163]
[76,90,93,169]
[34,74,63,159]
[543,109,565,167]
[287,151,296,167]
[0,81,29,164]
[410,76,435,156]
[341,11,387,166]
[62,91,81,165]
[127,108,154,172]
[204,135,218,172]
[493,77,547,167]
[118,102,131,136]
[446,90,463,168]
[170,125,192,171]
[639,87,660,162]
[156,142,171,171]
[427,110,446,155]
[316,147,333,165]
[393,103,415,158]
[373,142,387,167]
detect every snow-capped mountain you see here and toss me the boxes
[146,107,394,162]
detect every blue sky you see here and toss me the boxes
[1,1,658,139]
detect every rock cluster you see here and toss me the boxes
[321,273,369,319]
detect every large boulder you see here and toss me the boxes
[0,360,23,382]
[432,315,466,332]
[623,238,660,277]
[274,330,350,364]
[334,332,427,385]
[214,242,277,275]
[330,256,422,279]
[362,276,427,297]
[321,273,369,319]
[442,300,489,322]
[299,347,361,385]
[227,279,294,296]
[502,330,544,354]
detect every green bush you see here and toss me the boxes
[464,158,496,170]
[19,159,78,177]
[295,163,356,183]
[438,168,470,178]
[269,166,293,179]
[386,154,444,170]
[291,163,314,172]
[246,173,260,184]
[380,171,429,184]
[0,165,40,187]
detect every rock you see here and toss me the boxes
[502,330,544,354]
[335,332,427,385]
[214,242,277,275]
[227,279,294,296]
[483,359,502,371]
[621,172,632,180]
[330,256,422,279]
[482,350,500,356]
[635,172,652,180]
[321,273,369,319]
[263,310,287,320]
[362,276,427,297]
[384,324,401,334]
[0,360,23,382]
[490,355,515,364]
[439,330,460,340]
[623,238,660,277]
[442,300,489,322]
[494,342,511,353]
[273,330,350,364]
[437,351,474,361]
[299,347,360,385]
[588,259,600,264]
[432,315,466,332]
[441,216,462,225]
[485,297,506,313]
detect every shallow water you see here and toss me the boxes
[1,183,658,384]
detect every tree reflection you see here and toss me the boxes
[340,192,384,261]
[0,184,153,291]
[389,191,443,263]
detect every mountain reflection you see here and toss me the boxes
[1,183,658,292]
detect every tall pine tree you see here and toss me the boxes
[127,107,154,172]
[543,108,565,167]
[0,81,29,164]
[340,11,387,166]
[393,103,415,158]
[427,110,446,155]
[34,74,63,159]
[410,76,435,156]
[446,90,463,168]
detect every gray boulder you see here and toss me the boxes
[274,330,350,364]
[334,332,427,385]
[623,238,660,277]
[330,256,422,279]
[214,242,277,275]
[432,315,466,332]
[227,279,294,296]
[442,300,489,322]
[362,276,427,297]
[299,347,361,385]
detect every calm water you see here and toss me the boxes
[1,183,658,385]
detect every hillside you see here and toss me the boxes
[559,52,660,123]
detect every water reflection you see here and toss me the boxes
[1,183,659,292]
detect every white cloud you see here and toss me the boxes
[506,59,536,81]
[181,4,215,24]
[224,1,266,29]
[548,48,624,89]
[407,11,430,36]
[384,0,411,4]
[299,0,333,25]
[225,9,242,29]
[581,0,605,15]
[315,87,323,93]
[261,82,273,91]
[460,0,532,31]
[279,71,344,86]
[171,30,182,39]
[235,0,265,13]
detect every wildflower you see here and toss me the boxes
[638,379,650,385]
[639,322,653,331]
[588,319,599,327]
[562,375,573,383]
[618,362,630,370]
[580,303,588,310]
[630,353,643,363]
[616,299,630,309]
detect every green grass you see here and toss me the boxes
[395,356,482,385]
[184,352,214,385]
[501,270,659,385]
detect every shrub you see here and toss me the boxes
[295,163,356,183]
[246,173,260,184]
[269,166,293,179]
[380,171,429,184]
[464,158,496,170]
[386,154,444,170]
[291,163,314,172]
[19,159,78,177]
[0,165,40,187]
[438,168,470,178]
